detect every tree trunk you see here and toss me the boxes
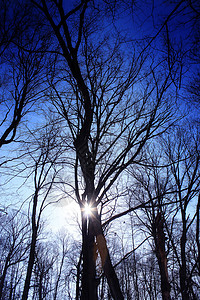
[196,194,200,275]
[0,251,11,300]
[155,212,171,300]
[179,214,190,300]
[22,192,38,300]
[22,228,37,300]
[180,234,189,300]
[92,211,124,300]
[76,250,82,300]
[38,272,43,300]
[81,214,98,300]
[80,209,124,300]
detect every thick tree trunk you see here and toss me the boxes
[155,212,171,300]
[96,233,124,300]
[81,214,98,300]
[92,212,124,300]
[80,210,124,300]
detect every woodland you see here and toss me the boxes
[0,0,199,299]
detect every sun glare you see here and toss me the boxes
[84,203,92,216]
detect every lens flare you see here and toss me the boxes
[84,203,92,216]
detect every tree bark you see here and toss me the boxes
[179,208,190,300]
[81,214,98,300]
[80,209,124,300]
[180,230,189,300]
[22,191,38,300]
[155,212,171,300]
[92,211,124,300]
[22,228,37,300]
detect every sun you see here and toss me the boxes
[84,203,92,216]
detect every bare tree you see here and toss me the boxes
[29,1,179,298]
[53,232,70,300]
[163,126,200,300]
[126,147,173,300]
[0,1,48,149]
[21,123,64,300]
[0,211,30,300]
[1,0,199,298]
[32,242,55,300]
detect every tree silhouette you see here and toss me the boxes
[0,0,199,299]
